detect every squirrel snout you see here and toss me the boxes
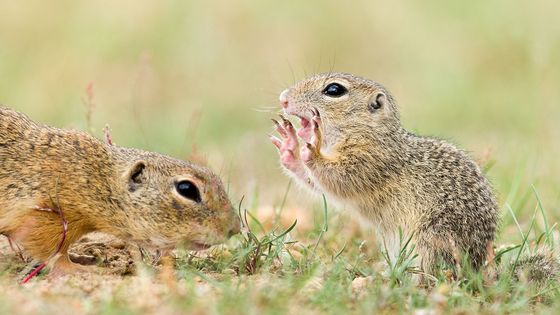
[228,217,241,237]
[228,225,240,238]
[279,89,289,108]
[226,212,242,237]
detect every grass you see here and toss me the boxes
[174,187,560,314]
[1,0,560,314]
[3,184,558,314]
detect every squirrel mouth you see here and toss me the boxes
[284,109,313,142]
[284,109,310,127]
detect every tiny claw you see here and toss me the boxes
[308,108,315,117]
[313,107,320,118]
[270,135,282,149]
[272,118,288,137]
[285,120,293,130]
[279,114,292,128]
[278,114,294,131]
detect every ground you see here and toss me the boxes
[1,199,559,315]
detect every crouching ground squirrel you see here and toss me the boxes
[0,106,240,277]
[270,72,555,279]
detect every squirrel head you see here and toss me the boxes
[280,72,401,139]
[115,149,240,251]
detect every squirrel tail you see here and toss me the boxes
[510,248,560,284]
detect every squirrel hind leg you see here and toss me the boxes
[11,208,89,269]
[414,234,464,281]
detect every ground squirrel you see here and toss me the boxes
[270,72,499,276]
[0,106,240,277]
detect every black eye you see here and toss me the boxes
[322,83,347,97]
[176,180,201,203]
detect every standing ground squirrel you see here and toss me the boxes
[270,72,499,276]
[0,106,240,276]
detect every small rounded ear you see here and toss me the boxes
[128,161,147,192]
[369,92,386,113]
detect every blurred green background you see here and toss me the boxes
[0,0,558,239]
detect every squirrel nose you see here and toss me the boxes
[279,89,289,108]
[227,215,241,237]
[228,224,240,238]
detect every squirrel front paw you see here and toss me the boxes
[299,108,322,163]
[270,115,305,174]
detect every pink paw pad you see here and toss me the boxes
[299,108,322,162]
[270,116,303,172]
